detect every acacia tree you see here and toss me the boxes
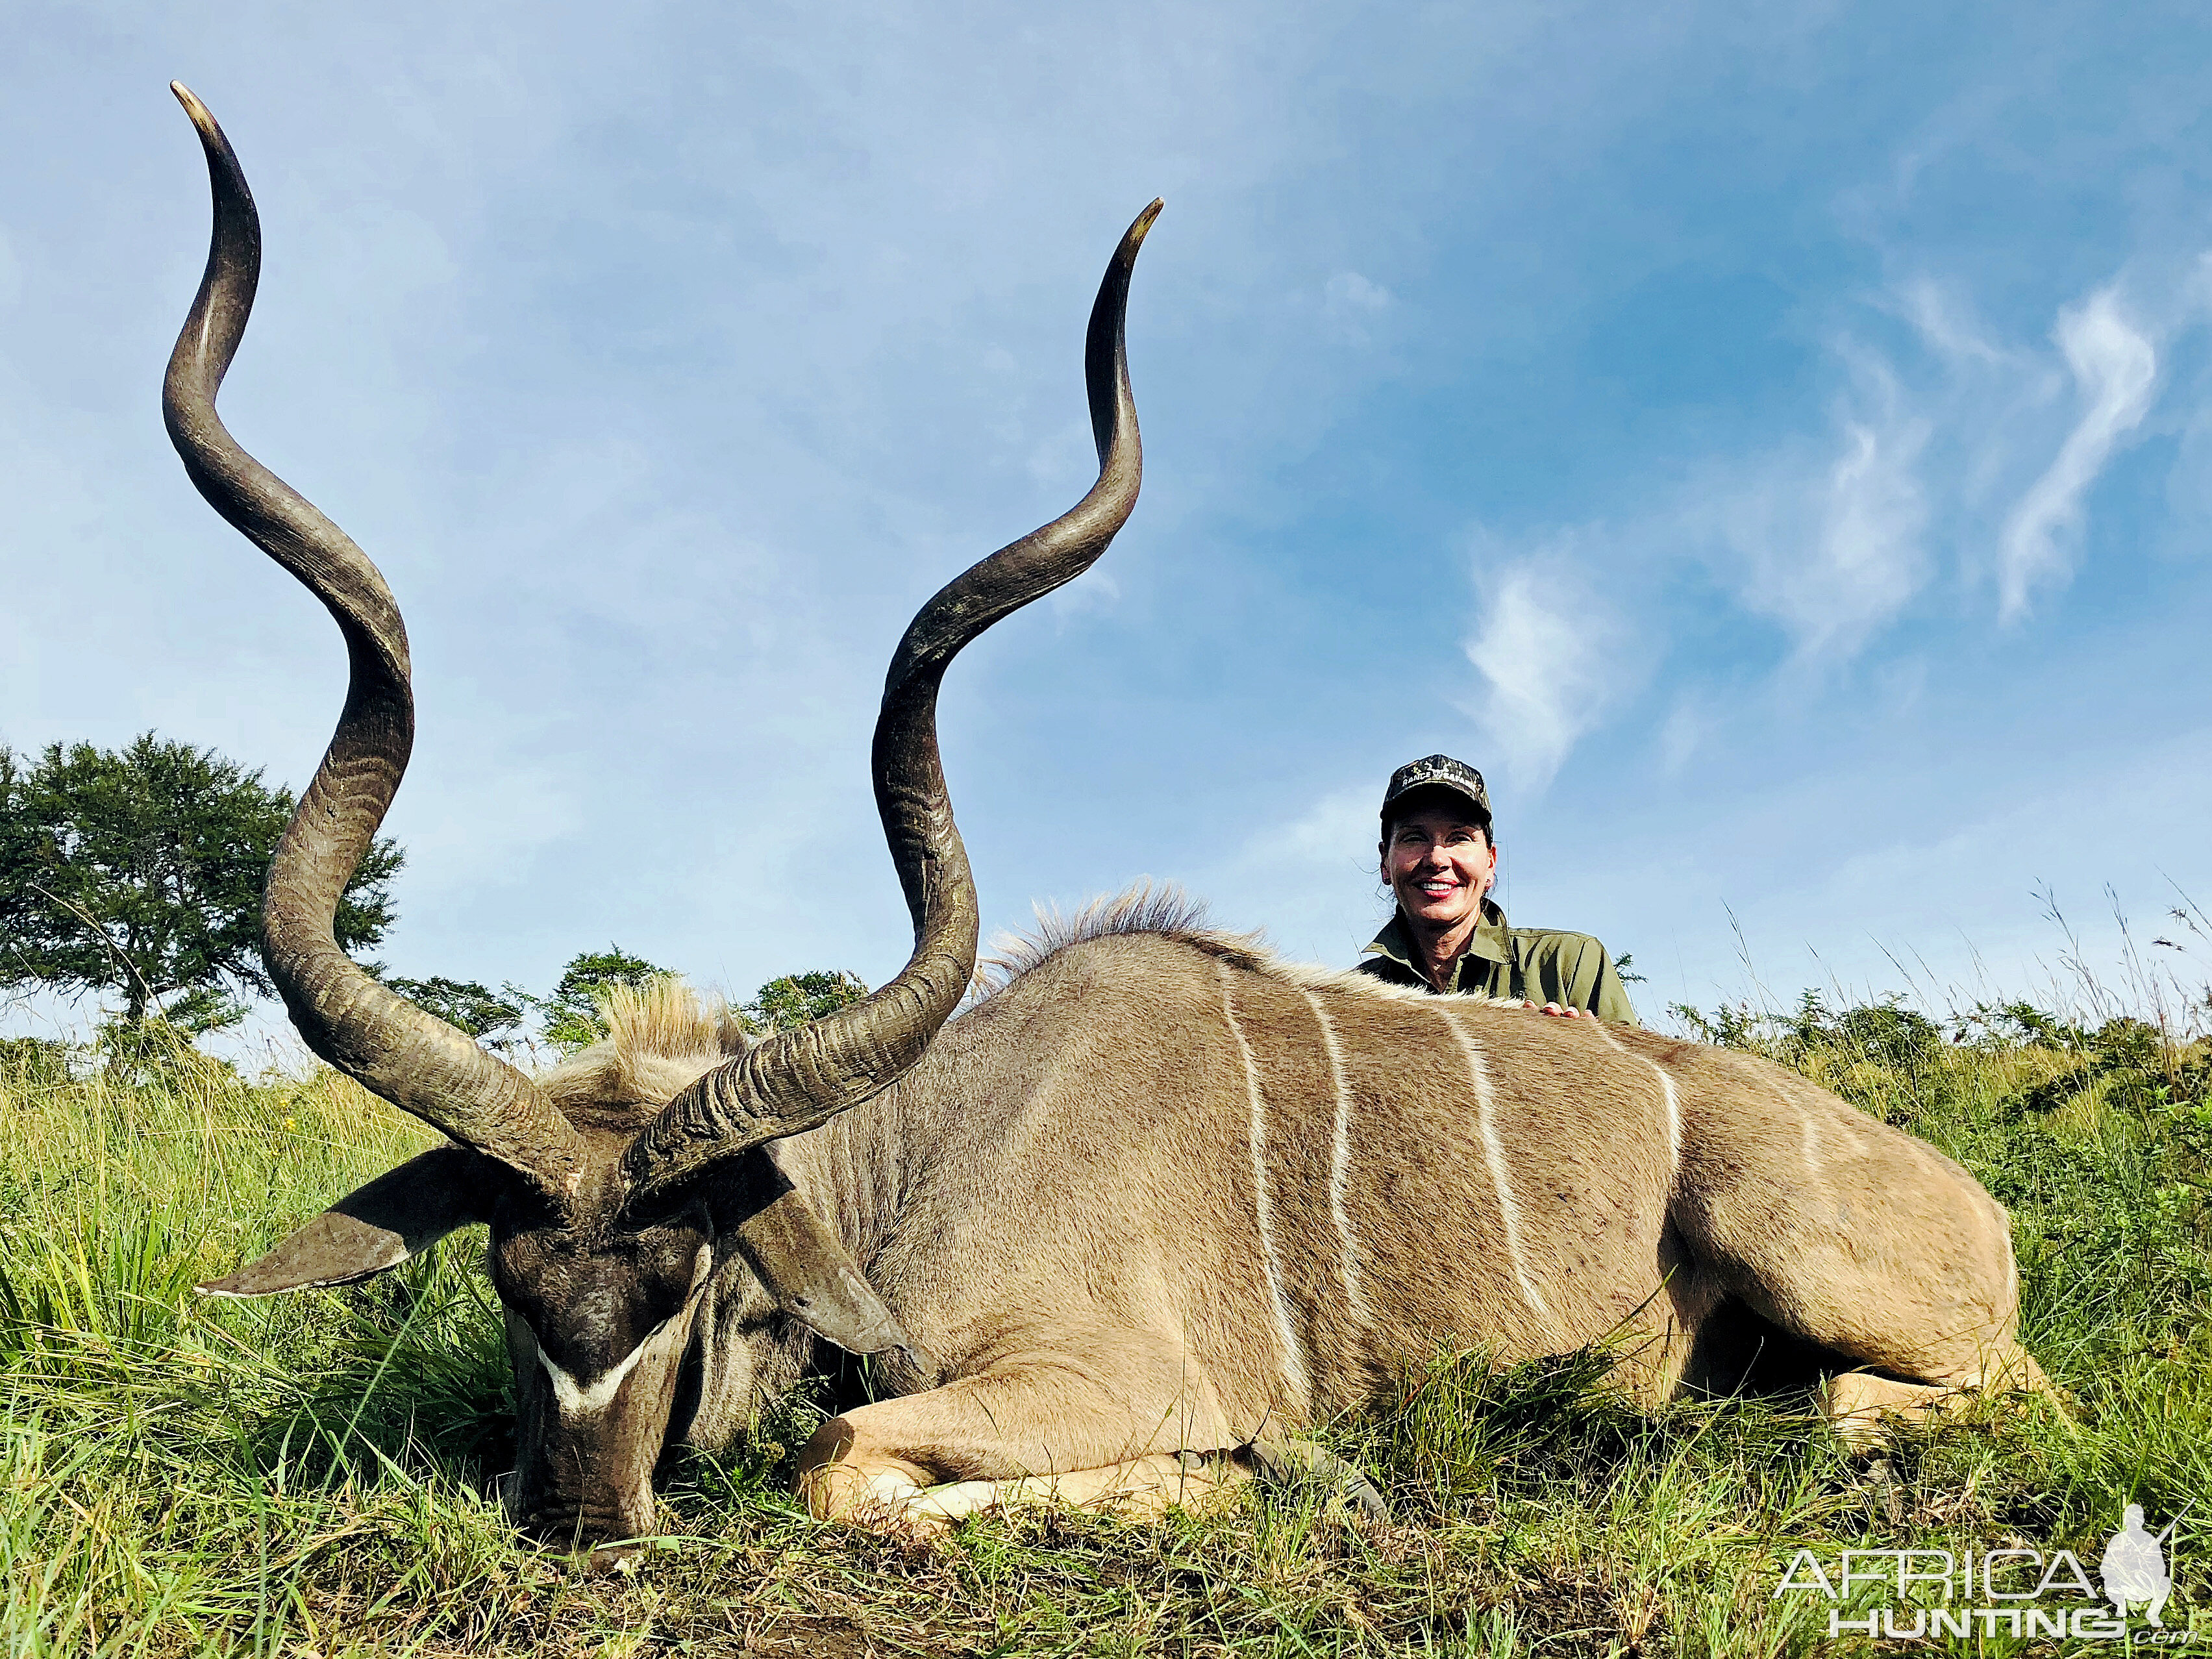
[515,953,871,1054]
[384,974,528,1049]
[532,947,674,1053]
[743,969,869,1031]
[0,735,401,1029]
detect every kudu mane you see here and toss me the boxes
[541,980,754,1128]
[975,884,1262,992]
[555,889,1287,1113]
[973,881,1518,1009]
[557,884,1504,1123]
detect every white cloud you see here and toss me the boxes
[1195,783,1389,969]
[1997,288,2157,620]
[1324,271,1392,314]
[1809,406,1934,645]
[1410,264,2193,856]
[2165,398,2212,535]
[1895,275,2010,370]
[1461,550,1632,791]
[1270,786,1379,867]
[381,756,582,893]
[1658,696,1708,775]
[1045,563,1123,620]
[1691,271,2179,654]
[1319,270,1395,345]
[1702,360,1933,661]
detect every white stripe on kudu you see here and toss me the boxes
[1437,1008,1551,1323]
[1217,966,1311,1410]
[1592,1019,1681,1178]
[1300,990,1374,1327]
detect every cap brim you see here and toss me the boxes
[1380,782,1492,823]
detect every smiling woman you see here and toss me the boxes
[1355,754,1638,1022]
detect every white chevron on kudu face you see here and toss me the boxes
[528,1244,714,1418]
[536,1325,665,1416]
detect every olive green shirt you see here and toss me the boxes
[1355,902,1640,1025]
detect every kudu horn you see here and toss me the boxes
[164,80,1160,1224]
[162,82,588,1203]
[623,199,1162,1204]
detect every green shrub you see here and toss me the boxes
[0,1035,71,1088]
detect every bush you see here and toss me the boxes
[0,1035,71,1088]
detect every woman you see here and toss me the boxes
[1354,754,1639,1023]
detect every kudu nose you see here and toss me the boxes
[518,1490,655,1558]
[524,1514,646,1575]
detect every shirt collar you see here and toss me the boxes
[1361,899,1512,973]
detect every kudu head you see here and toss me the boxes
[164,82,1156,1549]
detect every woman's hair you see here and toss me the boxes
[1378,784,1494,852]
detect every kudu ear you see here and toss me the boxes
[198,1146,502,1297]
[712,1154,915,1361]
[732,1189,912,1357]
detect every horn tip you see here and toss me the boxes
[169,80,219,141]
[1128,199,1164,245]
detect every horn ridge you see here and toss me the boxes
[162,83,587,1199]
[625,201,1162,1201]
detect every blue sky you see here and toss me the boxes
[5,0,2209,1045]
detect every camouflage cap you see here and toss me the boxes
[1380,754,1492,834]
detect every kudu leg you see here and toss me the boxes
[1821,1351,2055,1447]
[1674,1066,2056,1442]
[795,1338,1246,1534]
[862,1452,1249,1536]
[873,1441,1387,1532]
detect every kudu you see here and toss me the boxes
[171,85,2048,1551]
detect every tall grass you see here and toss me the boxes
[1,976,2207,1656]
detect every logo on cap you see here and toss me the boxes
[1381,754,1492,827]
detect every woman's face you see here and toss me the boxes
[1383,807,1497,934]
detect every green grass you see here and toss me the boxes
[1,990,2208,1657]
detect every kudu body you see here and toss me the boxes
[167,86,2046,1550]
[641,901,2044,1532]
